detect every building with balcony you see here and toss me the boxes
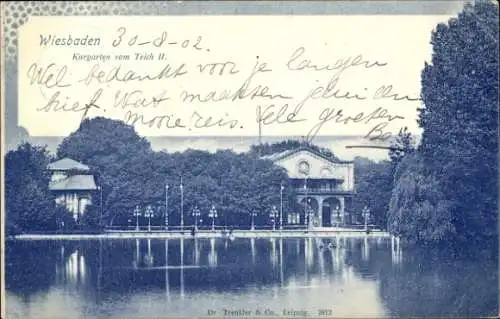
[263,147,355,228]
[47,158,98,222]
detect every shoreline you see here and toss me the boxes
[12,229,392,240]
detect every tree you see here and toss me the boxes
[160,149,294,229]
[387,154,455,243]
[418,1,498,244]
[56,118,296,228]
[79,204,101,230]
[352,157,393,228]
[57,116,152,164]
[57,117,153,224]
[5,143,57,232]
[389,127,416,171]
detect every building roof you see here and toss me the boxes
[262,147,353,164]
[47,158,90,171]
[49,175,97,191]
[261,149,296,161]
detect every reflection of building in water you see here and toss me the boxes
[263,147,355,227]
[208,238,218,267]
[305,238,314,269]
[270,238,278,267]
[66,249,86,284]
[336,236,342,248]
[55,245,88,287]
[194,239,200,266]
[48,158,98,222]
[318,242,326,276]
[332,246,340,271]
[362,237,370,261]
[345,237,353,250]
[331,240,345,273]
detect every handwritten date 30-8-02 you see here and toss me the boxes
[111,27,211,52]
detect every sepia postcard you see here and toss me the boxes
[1,1,498,318]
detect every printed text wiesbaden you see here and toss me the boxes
[40,34,101,46]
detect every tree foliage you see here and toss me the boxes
[353,157,393,228]
[57,118,296,228]
[79,204,101,229]
[389,127,416,170]
[57,116,152,163]
[417,1,498,243]
[57,117,153,222]
[5,143,58,232]
[387,154,455,243]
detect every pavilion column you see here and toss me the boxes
[317,196,325,227]
[74,193,79,222]
[339,197,345,224]
[298,195,306,226]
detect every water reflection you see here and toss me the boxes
[133,238,140,269]
[305,238,314,269]
[5,237,498,319]
[362,236,370,261]
[250,237,256,264]
[55,247,87,286]
[391,236,403,266]
[279,239,284,287]
[270,238,278,267]
[208,238,217,267]
[164,239,170,302]
[144,239,154,267]
[180,238,184,299]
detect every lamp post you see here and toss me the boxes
[280,182,284,230]
[180,177,184,230]
[133,205,141,231]
[165,182,169,231]
[250,211,257,231]
[192,206,201,231]
[209,205,218,231]
[98,185,103,227]
[362,206,371,231]
[270,205,278,231]
[145,205,154,232]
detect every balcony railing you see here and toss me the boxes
[294,187,354,194]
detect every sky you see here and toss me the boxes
[3,1,468,161]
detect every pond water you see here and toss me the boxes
[4,237,498,318]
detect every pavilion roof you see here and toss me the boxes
[49,175,97,191]
[47,158,90,171]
